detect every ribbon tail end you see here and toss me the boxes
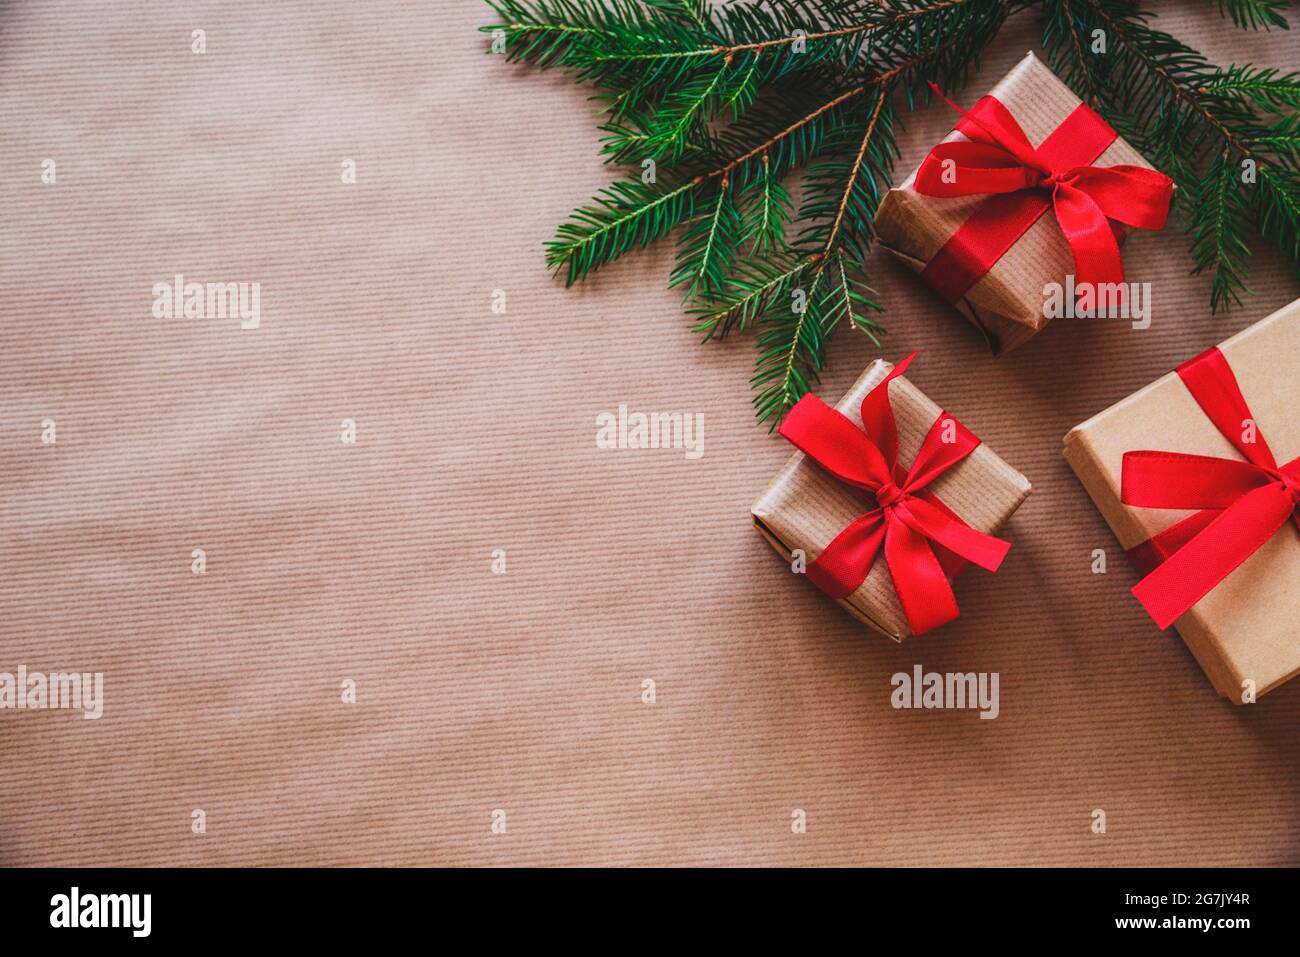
[1130,581,1180,631]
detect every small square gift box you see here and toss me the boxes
[1064,298,1300,703]
[876,52,1174,354]
[752,353,1032,640]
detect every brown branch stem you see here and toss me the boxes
[819,89,889,265]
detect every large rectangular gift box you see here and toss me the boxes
[875,52,1161,355]
[1064,298,1300,702]
[752,358,1032,641]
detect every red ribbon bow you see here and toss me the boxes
[779,353,1012,635]
[1122,347,1300,630]
[913,85,1173,305]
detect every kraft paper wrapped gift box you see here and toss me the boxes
[752,358,1032,641]
[875,51,1162,355]
[1063,298,1300,702]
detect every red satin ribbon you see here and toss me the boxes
[914,86,1173,305]
[779,352,1012,635]
[1121,347,1300,629]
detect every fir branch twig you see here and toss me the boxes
[493,0,1298,426]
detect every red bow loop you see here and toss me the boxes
[915,141,1046,198]
[913,84,1173,305]
[779,352,1012,635]
[1058,166,1173,231]
[781,395,892,494]
[1121,346,1300,629]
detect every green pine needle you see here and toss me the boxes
[1205,66,1300,111]
[1213,0,1291,32]
[547,176,698,285]
[670,179,744,298]
[689,255,811,341]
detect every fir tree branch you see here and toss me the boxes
[833,252,885,343]
[751,269,828,428]
[1083,0,1252,156]
[671,177,743,297]
[750,85,894,427]
[642,0,710,31]
[691,255,813,341]
[1211,0,1291,31]
[1204,66,1300,111]
[1255,112,1300,153]
[553,81,862,284]
[719,0,972,56]
[644,57,736,160]
[497,0,1294,427]
[1256,163,1300,265]
[546,176,698,285]
[817,89,891,264]
[708,82,873,182]
[739,153,793,256]
[1042,0,1106,106]
[723,50,763,117]
[1189,147,1255,309]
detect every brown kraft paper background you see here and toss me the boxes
[1064,299,1300,703]
[0,1,1298,866]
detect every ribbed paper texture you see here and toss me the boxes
[1,1,1297,867]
